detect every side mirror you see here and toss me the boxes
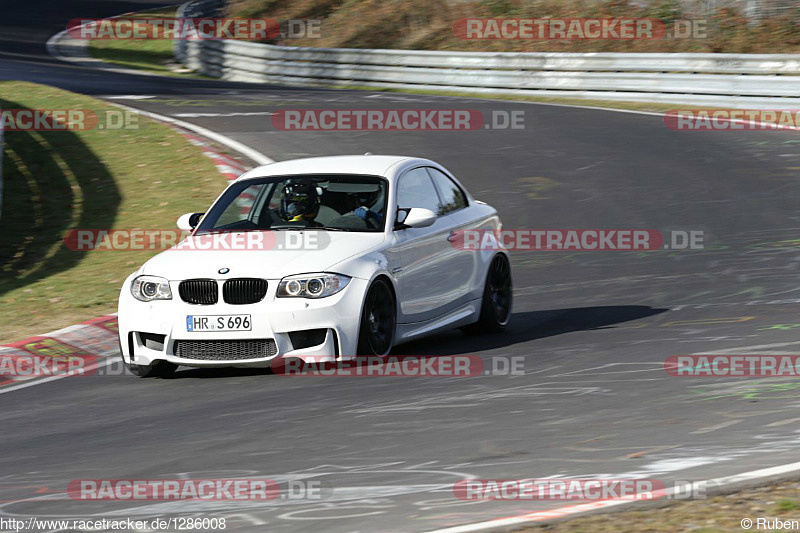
[396,207,436,229]
[177,212,204,231]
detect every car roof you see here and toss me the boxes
[236,155,426,181]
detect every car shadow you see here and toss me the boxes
[393,305,669,356]
[162,305,667,379]
[165,366,273,379]
[0,97,121,297]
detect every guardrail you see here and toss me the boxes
[176,0,800,108]
[174,0,225,68]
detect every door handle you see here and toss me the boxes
[447,232,459,243]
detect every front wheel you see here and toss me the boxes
[357,279,396,356]
[462,254,512,334]
[125,360,178,378]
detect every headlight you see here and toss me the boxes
[131,275,172,302]
[277,273,350,299]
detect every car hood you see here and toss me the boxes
[141,231,386,280]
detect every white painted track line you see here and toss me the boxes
[108,103,274,166]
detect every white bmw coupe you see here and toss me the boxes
[118,155,511,377]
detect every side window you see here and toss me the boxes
[397,167,441,215]
[427,168,467,215]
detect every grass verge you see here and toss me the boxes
[86,5,206,78]
[0,81,225,343]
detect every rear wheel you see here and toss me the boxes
[462,254,512,334]
[357,279,396,356]
[125,360,178,378]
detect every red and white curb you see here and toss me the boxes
[426,460,800,533]
[0,315,119,391]
[181,132,250,181]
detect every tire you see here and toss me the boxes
[462,254,512,334]
[125,360,178,378]
[357,278,396,356]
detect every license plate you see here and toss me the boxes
[186,315,251,332]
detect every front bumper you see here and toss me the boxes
[118,277,368,367]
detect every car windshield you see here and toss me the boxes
[196,174,388,233]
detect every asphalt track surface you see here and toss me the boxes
[3,2,800,532]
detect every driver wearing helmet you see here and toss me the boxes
[279,179,322,227]
[352,188,384,228]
